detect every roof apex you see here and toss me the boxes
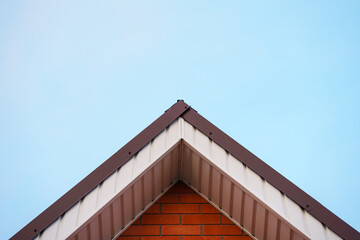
[11,101,360,240]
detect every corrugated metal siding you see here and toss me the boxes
[34,119,183,240]
[181,119,342,240]
[34,118,344,240]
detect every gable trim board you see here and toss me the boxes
[11,100,359,240]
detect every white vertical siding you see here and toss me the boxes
[35,118,344,240]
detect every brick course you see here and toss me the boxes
[117,181,250,240]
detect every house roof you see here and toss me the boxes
[11,100,359,240]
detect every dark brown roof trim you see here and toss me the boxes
[11,101,190,240]
[182,107,360,240]
[12,100,359,240]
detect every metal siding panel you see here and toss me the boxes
[246,167,265,201]
[211,169,221,206]
[280,222,291,240]
[76,226,88,240]
[57,202,80,240]
[89,216,100,240]
[38,218,58,240]
[267,213,278,240]
[307,213,327,240]
[200,161,210,196]
[171,146,179,183]
[221,177,231,213]
[194,128,211,160]
[101,207,112,240]
[243,194,254,232]
[190,152,200,190]
[134,180,143,213]
[133,143,151,176]
[150,129,166,163]
[210,140,227,170]
[163,154,172,189]
[166,119,180,148]
[232,186,243,224]
[285,196,307,234]
[154,163,161,197]
[264,180,285,217]
[254,204,266,240]
[112,195,123,235]
[144,171,153,203]
[183,119,195,146]
[327,228,343,240]
[153,162,162,196]
[228,154,246,187]
[294,232,305,240]
[182,146,192,183]
[115,158,134,193]
[123,189,133,224]
[77,186,98,227]
[98,171,117,208]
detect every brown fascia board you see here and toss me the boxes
[12,100,360,240]
[11,100,190,240]
[181,108,360,240]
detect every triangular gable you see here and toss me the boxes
[117,181,252,240]
[11,101,359,240]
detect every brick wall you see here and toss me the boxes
[117,181,251,240]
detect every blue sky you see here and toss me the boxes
[1,1,359,239]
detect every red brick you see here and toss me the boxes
[162,225,201,235]
[182,214,220,224]
[167,182,195,193]
[158,194,179,203]
[223,237,253,240]
[183,237,221,240]
[221,215,234,224]
[161,204,199,213]
[142,237,181,240]
[142,214,180,224]
[133,217,141,224]
[180,194,207,203]
[144,204,160,214]
[116,237,140,240]
[122,225,160,236]
[200,204,218,213]
[203,225,243,235]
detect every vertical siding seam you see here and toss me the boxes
[114,168,119,194]
[164,126,167,150]
[229,182,234,217]
[251,200,257,235]
[219,174,224,209]
[109,203,115,237]
[148,140,153,163]
[263,209,269,240]
[324,226,331,240]
[276,218,281,240]
[74,200,81,228]
[303,208,311,236]
[54,217,61,240]
[94,185,100,210]
[282,195,290,219]
[244,166,249,187]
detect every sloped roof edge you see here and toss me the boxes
[11,101,190,240]
[11,100,359,240]
[182,107,359,240]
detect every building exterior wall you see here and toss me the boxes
[117,181,252,240]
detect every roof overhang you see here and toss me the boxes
[11,100,360,240]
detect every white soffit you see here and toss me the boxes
[180,119,342,240]
[33,117,344,240]
[34,119,183,240]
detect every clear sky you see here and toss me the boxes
[1,1,359,239]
